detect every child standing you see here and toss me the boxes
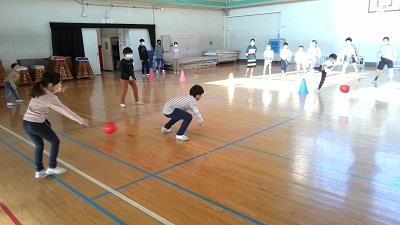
[138,39,149,76]
[3,63,23,106]
[307,40,322,72]
[295,46,308,74]
[172,42,180,74]
[245,39,257,77]
[161,85,204,141]
[23,72,89,178]
[280,42,292,78]
[154,39,164,73]
[120,47,144,108]
[340,37,359,74]
[372,36,396,84]
[263,43,274,77]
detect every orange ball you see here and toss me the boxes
[103,122,117,135]
[340,84,350,93]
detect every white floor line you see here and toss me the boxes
[0,125,174,225]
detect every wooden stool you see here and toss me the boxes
[48,56,73,80]
[75,57,95,79]
[0,60,5,87]
[30,65,45,83]
[65,57,74,77]
[18,66,33,85]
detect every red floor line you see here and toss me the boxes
[0,200,23,225]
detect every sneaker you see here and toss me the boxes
[370,80,377,83]
[120,104,127,108]
[45,167,67,176]
[16,99,24,103]
[146,74,150,76]
[35,170,48,179]
[176,135,190,141]
[6,102,16,106]
[134,101,144,105]
[161,127,172,133]
[315,88,321,94]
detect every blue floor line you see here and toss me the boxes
[0,139,127,225]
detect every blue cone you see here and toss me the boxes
[298,78,309,95]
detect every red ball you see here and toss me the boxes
[340,84,350,93]
[103,122,117,135]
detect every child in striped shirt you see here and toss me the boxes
[161,85,204,141]
[245,39,257,77]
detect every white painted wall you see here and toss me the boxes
[0,0,224,70]
[155,8,224,57]
[227,0,400,62]
[226,12,281,59]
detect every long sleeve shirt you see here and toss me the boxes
[154,45,164,59]
[23,90,85,124]
[246,45,257,60]
[120,58,134,77]
[162,95,203,123]
[172,47,180,59]
[138,45,148,60]
[3,69,20,90]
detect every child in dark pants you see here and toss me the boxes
[138,39,149,75]
[161,85,204,141]
[280,42,292,79]
[3,63,23,106]
[315,53,338,92]
[154,39,164,73]
[23,72,89,178]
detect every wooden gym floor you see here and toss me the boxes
[0,62,399,225]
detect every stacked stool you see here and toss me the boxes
[0,60,5,86]
[30,65,45,83]
[18,66,33,85]
[48,56,73,80]
[75,57,95,79]
[65,56,74,77]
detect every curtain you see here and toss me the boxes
[51,27,84,58]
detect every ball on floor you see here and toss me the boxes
[340,84,350,93]
[103,121,117,135]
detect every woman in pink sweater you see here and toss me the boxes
[23,72,88,179]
